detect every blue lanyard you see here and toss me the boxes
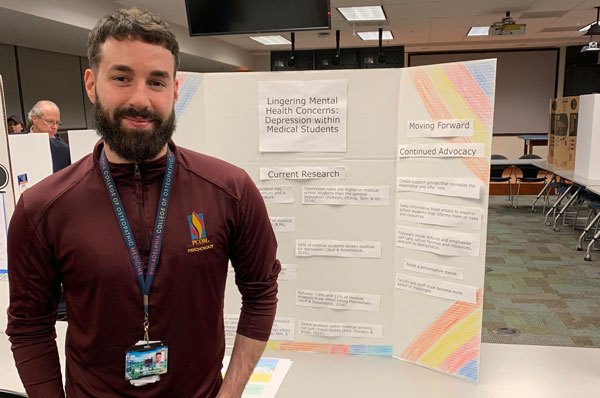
[100,147,175,339]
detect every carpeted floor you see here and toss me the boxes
[482,195,600,347]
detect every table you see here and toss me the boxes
[518,134,548,155]
[521,161,600,260]
[1,322,599,398]
[491,159,600,260]
[490,158,546,166]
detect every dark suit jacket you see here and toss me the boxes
[49,137,71,173]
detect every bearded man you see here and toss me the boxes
[6,8,280,398]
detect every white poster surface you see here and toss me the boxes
[269,317,296,341]
[296,289,380,312]
[397,143,484,158]
[395,273,477,304]
[260,166,346,180]
[224,313,239,340]
[397,200,482,229]
[404,258,464,280]
[270,217,295,232]
[397,177,481,199]
[68,129,98,162]
[302,186,389,206]
[396,225,480,257]
[295,240,381,258]
[259,80,347,152]
[407,119,474,137]
[298,320,383,338]
[225,314,295,341]
[279,264,297,281]
[258,186,294,204]
[8,134,53,201]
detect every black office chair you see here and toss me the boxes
[0,390,28,398]
[490,154,513,205]
[514,154,546,208]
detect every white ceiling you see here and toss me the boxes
[1,0,598,71]
[209,0,600,53]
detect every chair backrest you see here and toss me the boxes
[491,154,508,160]
[518,164,542,179]
[518,154,542,160]
[490,165,509,178]
[518,154,543,179]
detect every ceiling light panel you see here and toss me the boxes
[337,6,386,22]
[357,31,394,40]
[467,26,489,37]
[250,36,291,45]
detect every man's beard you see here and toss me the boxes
[94,97,176,163]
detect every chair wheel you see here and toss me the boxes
[531,209,536,213]
[576,246,582,251]
[553,227,560,232]
[584,254,592,261]
[545,221,551,226]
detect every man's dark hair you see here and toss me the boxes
[87,7,180,73]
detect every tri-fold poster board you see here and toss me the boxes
[0,59,495,382]
[173,59,496,381]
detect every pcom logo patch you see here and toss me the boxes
[188,211,206,240]
[187,211,214,253]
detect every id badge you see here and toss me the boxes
[125,341,168,382]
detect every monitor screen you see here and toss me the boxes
[185,0,331,36]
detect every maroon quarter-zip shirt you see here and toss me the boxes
[6,140,280,397]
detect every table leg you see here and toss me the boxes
[552,186,582,231]
[545,184,574,226]
[577,211,600,250]
[532,174,555,213]
[584,228,600,261]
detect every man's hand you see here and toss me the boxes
[217,333,267,398]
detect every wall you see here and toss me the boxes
[491,135,548,159]
[17,47,87,130]
[0,44,22,120]
[0,44,90,131]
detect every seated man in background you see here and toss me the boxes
[27,100,71,172]
[7,115,25,134]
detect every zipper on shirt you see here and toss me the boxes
[134,164,150,251]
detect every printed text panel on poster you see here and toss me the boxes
[295,239,382,258]
[397,199,482,229]
[296,289,381,311]
[260,166,346,180]
[397,177,481,199]
[303,186,390,206]
[395,273,476,304]
[258,186,295,204]
[404,258,464,280]
[259,80,347,152]
[396,225,480,257]
[298,320,383,338]
[406,119,475,137]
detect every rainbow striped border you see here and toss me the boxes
[266,341,393,357]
